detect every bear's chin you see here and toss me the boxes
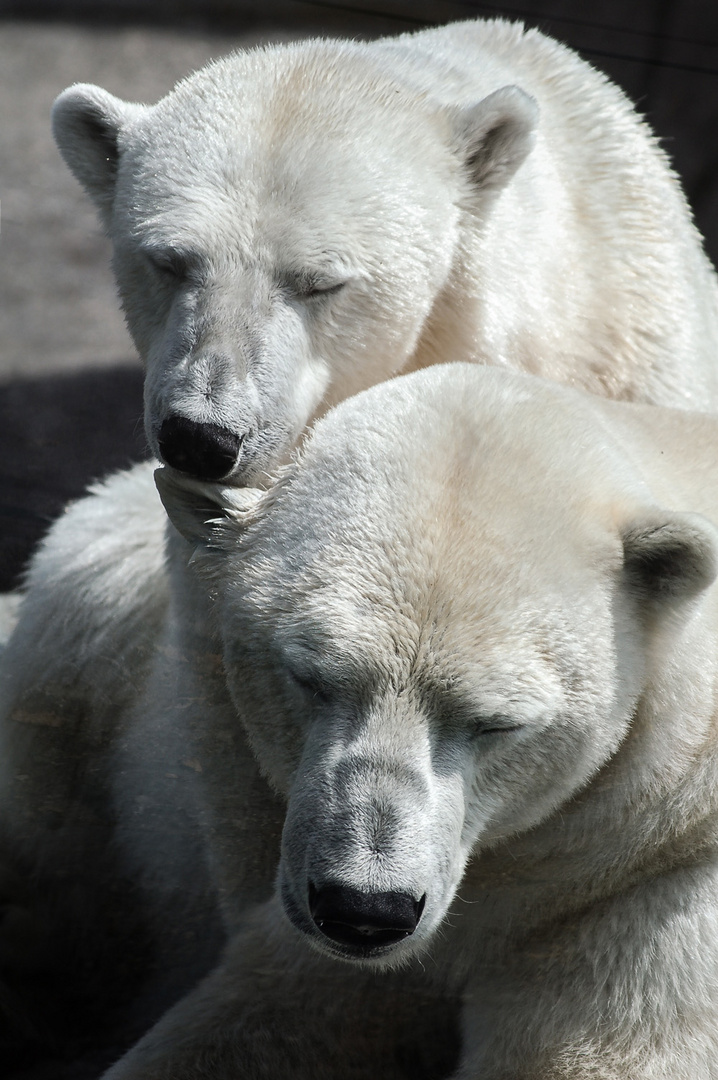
[303,926,422,970]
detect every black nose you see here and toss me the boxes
[309,882,425,950]
[158,415,241,480]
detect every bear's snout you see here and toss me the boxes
[308,881,425,953]
[158,414,242,480]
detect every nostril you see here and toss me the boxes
[309,882,425,950]
[158,415,242,480]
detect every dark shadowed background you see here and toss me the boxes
[1,0,718,591]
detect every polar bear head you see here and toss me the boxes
[158,364,718,966]
[53,39,536,482]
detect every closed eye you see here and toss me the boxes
[281,266,351,301]
[286,667,333,703]
[142,247,190,282]
[295,279,347,301]
[474,717,525,737]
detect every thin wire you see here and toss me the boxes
[448,0,718,54]
[293,0,430,26]
[579,47,718,77]
[300,0,718,77]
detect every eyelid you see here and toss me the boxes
[308,280,347,296]
[142,247,191,280]
[474,717,525,736]
[281,263,357,299]
[293,277,348,299]
[286,666,332,702]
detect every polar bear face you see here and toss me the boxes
[52,42,536,482]
[222,551,629,964]
[159,365,718,965]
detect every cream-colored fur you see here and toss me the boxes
[4,364,718,1076]
[52,19,718,481]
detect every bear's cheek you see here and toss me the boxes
[288,281,426,411]
[233,701,304,795]
[222,655,307,793]
[458,712,623,846]
[111,250,179,360]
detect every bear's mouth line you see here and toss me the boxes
[306,924,408,963]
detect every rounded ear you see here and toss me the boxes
[154,468,265,553]
[52,84,144,222]
[452,85,538,196]
[622,511,718,603]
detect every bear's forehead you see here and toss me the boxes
[169,40,421,120]
[117,43,457,263]
[235,498,613,674]
[126,42,450,191]
[121,103,450,266]
[233,566,584,726]
[248,439,619,598]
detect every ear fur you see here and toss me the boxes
[622,511,718,603]
[155,468,265,552]
[52,84,143,221]
[453,85,538,195]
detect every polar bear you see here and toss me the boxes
[5,363,718,1077]
[111,362,718,1078]
[52,19,718,482]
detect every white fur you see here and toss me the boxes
[0,592,21,649]
[52,19,718,480]
[4,364,718,1076]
